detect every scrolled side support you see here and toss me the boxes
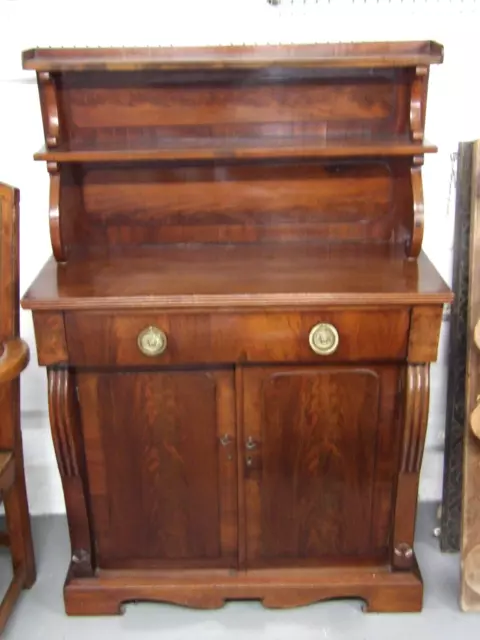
[410,65,428,142]
[405,156,425,258]
[37,71,60,147]
[47,161,66,262]
[391,364,430,570]
[48,367,94,577]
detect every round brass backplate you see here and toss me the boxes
[308,323,339,356]
[137,326,167,357]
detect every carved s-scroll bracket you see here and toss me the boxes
[47,161,66,262]
[48,368,94,576]
[391,364,430,570]
[37,72,60,147]
[410,65,428,142]
[405,156,425,259]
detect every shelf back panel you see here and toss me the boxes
[59,158,412,251]
[54,68,411,150]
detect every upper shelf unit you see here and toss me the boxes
[34,137,437,163]
[24,42,442,164]
[22,41,443,71]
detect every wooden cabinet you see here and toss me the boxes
[22,43,452,615]
[242,365,400,567]
[75,363,401,573]
[77,369,237,570]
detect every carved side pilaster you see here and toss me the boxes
[392,364,430,570]
[401,365,430,473]
[48,368,94,576]
[47,161,65,262]
[37,72,60,147]
[409,66,428,142]
[406,156,425,259]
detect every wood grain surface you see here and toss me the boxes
[21,42,449,616]
[462,140,480,610]
[22,244,452,311]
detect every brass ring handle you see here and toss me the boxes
[137,326,167,357]
[308,323,339,356]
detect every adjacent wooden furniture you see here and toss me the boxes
[462,140,480,610]
[441,142,473,553]
[0,183,36,632]
[22,42,452,615]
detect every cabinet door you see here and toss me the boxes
[77,368,237,569]
[242,365,400,568]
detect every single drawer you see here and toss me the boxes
[64,308,409,366]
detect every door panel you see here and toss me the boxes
[77,368,237,569]
[242,365,400,567]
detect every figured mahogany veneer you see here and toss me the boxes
[22,244,450,310]
[64,308,410,366]
[22,43,451,615]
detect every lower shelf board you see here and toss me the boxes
[64,561,424,615]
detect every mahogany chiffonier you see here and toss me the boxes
[21,42,452,615]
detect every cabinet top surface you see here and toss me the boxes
[22,41,443,71]
[21,244,452,311]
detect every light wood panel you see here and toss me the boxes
[462,140,480,610]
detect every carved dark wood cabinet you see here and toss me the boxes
[21,42,452,615]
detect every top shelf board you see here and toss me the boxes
[22,41,444,72]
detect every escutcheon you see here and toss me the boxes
[308,323,339,356]
[137,326,167,357]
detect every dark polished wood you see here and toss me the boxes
[22,244,451,311]
[23,42,445,260]
[64,564,424,615]
[22,43,450,615]
[32,311,68,365]
[0,183,36,634]
[64,308,410,366]
[242,365,400,567]
[34,140,438,163]
[22,41,443,71]
[391,364,430,570]
[77,368,237,569]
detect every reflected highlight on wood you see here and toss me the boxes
[409,66,428,142]
[47,162,64,261]
[21,43,450,616]
[37,72,59,147]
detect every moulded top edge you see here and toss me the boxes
[22,41,444,72]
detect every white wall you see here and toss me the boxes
[1,0,479,514]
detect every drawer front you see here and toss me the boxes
[64,309,409,366]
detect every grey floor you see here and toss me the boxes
[0,504,478,639]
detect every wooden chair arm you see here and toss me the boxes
[0,339,30,384]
